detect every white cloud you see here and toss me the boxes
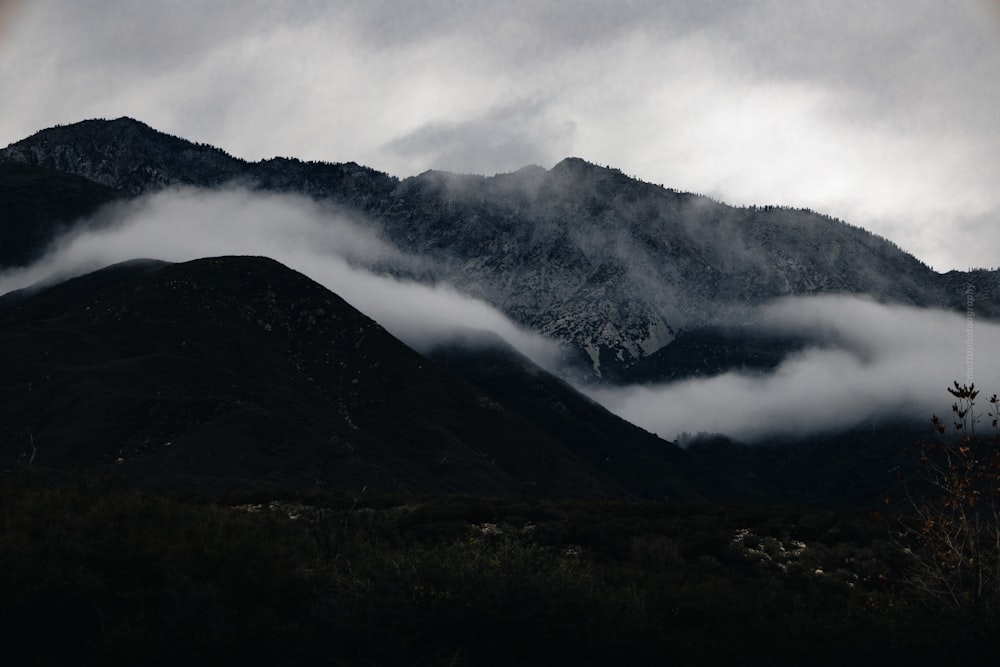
[0,187,565,371]
[587,295,1000,443]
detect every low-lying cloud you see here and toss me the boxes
[0,186,564,371]
[3,188,997,446]
[588,294,1000,443]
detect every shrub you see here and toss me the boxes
[896,382,1000,611]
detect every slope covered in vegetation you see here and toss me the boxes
[3,473,998,666]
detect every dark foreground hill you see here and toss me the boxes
[0,160,122,267]
[0,255,706,499]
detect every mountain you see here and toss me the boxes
[370,159,962,379]
[0,117,245,195]
[0,116,397,202]
[0,255,707,499]
[6,117,996,507]
[424,330,707,499]
[0,160,122,267]
[617,325,814,384]
[6,117,996,380]
[682,423,924,509]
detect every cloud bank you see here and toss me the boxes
[0,187,564,371]
[588,295,1000,443]
[1,188,996,446]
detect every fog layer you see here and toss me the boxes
[0,187,563,370]
[3,187,995,444]
[588,295,1000,443]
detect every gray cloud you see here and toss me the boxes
[587,294,1000,443]
[1,1,998,271]
[383,98,574,176]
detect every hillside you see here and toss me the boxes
[0,160,122,267]
[0,255,705,499]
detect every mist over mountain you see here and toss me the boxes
[3,117,1000,507]
[5,117,995,381]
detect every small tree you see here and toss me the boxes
[897,382,1000,611]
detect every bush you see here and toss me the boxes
[896,382,1000,611]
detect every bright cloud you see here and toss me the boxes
[587,295,1000,443]
[0,187,565,371]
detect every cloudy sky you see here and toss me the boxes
[1,0,998,271]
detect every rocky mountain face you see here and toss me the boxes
[370,161,974,378]
[0,255,708,499]
[3,117,996,380]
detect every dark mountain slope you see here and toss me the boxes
[684,423,926,510]
[425,331,709,501]
[0,160,122,267]
[618,325,814,384]
[1,117,244,195]
[0,255,705,499]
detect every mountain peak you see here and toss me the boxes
[9,117,172,149]
[546,156,638,188]
[549,156,597,173]
[0,116,986,381]
[1,117,243,194]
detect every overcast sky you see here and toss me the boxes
[1,0,998,271]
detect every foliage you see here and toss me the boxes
[895,382,1000,611]
[2,473,998,665]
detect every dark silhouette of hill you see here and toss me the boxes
[0,160,122,267]
[683,424,925,510]
[0,255,707,499]
[618,325,814,384]
[424,330,709,500]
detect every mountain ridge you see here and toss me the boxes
[0,160,122,267]
[3,117,998,379]
[5,118,997,507]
